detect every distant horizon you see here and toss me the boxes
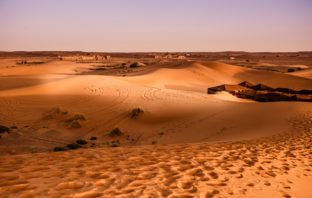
[1,50,312,53]
[1,0,312,52]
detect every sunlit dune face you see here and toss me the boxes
[0,0,312,197]
[0,52,312,197]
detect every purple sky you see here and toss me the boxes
[0,0,311,52]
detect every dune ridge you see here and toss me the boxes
[0,61,312,153]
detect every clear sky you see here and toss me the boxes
[0,0,311,52]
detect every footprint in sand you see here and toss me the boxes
[71,191,103,198]
[208,171,219,179]
[55,181,85,190]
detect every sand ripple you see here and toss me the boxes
[0,112,312,197]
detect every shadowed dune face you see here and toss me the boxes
[0,60,311,154]
[0,80,310,154]
[0,76,69,91]
[0,56,312,197]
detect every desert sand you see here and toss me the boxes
[0,52,311,197]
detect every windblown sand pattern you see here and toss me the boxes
[0,112,311,198]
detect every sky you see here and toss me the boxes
[0,0,311,52]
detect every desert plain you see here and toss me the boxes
[0,51,312,198]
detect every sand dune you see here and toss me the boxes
[0,58,311,197]
[0,61,311,153]
[0,111,311,197]
[126,61,312,92]
[0,60,92,76]
[290,68,312,79]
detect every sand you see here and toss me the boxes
[290,68,312,79]
[0,112,311,197]
[0,55,311,197]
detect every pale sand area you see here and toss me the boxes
[290,68,312,80]
[0,59,311,197]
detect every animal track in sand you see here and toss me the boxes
[151,109,226,141]
[141,86,162,102]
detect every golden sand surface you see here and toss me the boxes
[0,56,311,197]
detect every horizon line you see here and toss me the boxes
[1,50,312,53]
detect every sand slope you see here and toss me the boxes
[127,61,312,90]
[0,60,312,197]
[290,68,312,80]
[0,61,312,153]
[0,112,311,197]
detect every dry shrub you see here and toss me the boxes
[130,108,144,119]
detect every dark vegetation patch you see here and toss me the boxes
[65,113,86,123]
[53,139,88,152]
[53,147,67,152]
[66,143,82,150]
[107,128,123,137]
[130,108,144,119]
[90,136,97,140]
[64,113,86,129]
[43,107,68,120]
[43,107,86,129]
[76,139,88,145]
[67,120,82,129]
